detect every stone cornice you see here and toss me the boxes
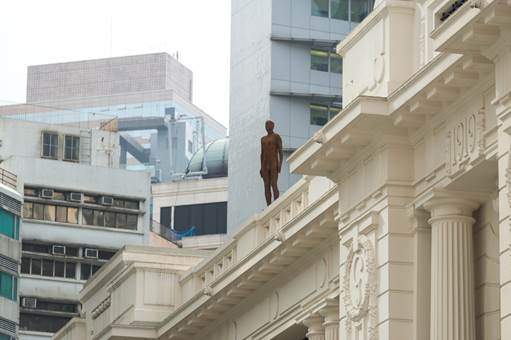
[336,0,416,56]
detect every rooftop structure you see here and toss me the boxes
[0,53,227,182]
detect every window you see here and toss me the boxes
[80,263,102,281]
[83,209,137,230]
[351,0,371,22]
[330,54,343,73]
[33,203,44,220]
[64,135,80,162]
[24,202,78,224]
[331,0,349,20]
[312,0,329,17]
[311,0,372,22]
[113,199,139,210]
[98,250,116,261]
[311,49,343,74]
[188,140,193,153]
[174,202,227,236]
[0,209,19,240]
[310,104,329,126]
[20,313,72,333]
[311,49,329,72]
[21,257,76,279]
[0,271,17,301]
[42,132,58,159]
[310,104,342,126]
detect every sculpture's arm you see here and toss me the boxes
[260,138,264,177]
[277,135,283,173]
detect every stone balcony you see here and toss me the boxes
[430,0,511,54]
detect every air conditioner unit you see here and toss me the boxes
[52,245,66,255]
[84,248,99,259]
[68,192,83,203]
[40,188,54,199]
[100,196,114,206]
[22,297,37,309]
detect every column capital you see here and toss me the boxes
[302,314,324,337]
[422,190,484,219]
[318,300,339,325]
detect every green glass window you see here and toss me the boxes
[331,0,349,20]
[329,106,341,119]
[310,104,330,126]
[351,0,371,22]
[311,49,329,72]
[312,0,329,17]
[330,54,343,73]
[0,271,17,301]
[0,209,16,239]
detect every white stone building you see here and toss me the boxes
[55,0,511,339]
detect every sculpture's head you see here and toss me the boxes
[265,120,274,133]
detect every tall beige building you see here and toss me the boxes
[56,0,511,339]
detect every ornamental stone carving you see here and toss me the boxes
[446,109,485,176]
[342,234,377,340]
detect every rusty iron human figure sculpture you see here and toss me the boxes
[260,120,283,206]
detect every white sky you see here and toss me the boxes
[0,0,231,128]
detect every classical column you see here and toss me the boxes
[424,194,479,340]
[302,314,325,340]
[319,304,339,340]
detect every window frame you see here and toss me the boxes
[41,131,59,160]
[63,135,80,162]
[0,270,17,301]
[311,0,373,23]
[310,103,342,126]
[310,48,343,74]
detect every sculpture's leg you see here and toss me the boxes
[262,169,272,206]
[270,165,279,202]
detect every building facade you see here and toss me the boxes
[0,53,227,182]
[56,0,511,339]
[0,117,155,340]
[228,0,373,231]
[0,168,22,340]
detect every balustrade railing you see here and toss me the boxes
[0,168,17,190]
[188,177,313,291]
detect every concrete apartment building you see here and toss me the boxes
[56,0,511,339]
[0,117,156,340]
[0,168,22,340]
[0,53,227,182]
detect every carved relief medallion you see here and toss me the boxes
[342,234,377,340]
[343,235,375,321]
